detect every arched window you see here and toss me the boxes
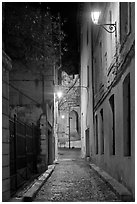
[70,110,79,132]
[69,110,79,140]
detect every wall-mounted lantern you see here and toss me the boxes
[91,11,117,34]
[91,10,118,72]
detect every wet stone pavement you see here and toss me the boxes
[34,148,121,202]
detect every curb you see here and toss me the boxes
[9,164,55,202]
[23,164,55,201]
[89,163,133,201]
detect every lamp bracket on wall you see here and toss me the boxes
[98,22,116,33]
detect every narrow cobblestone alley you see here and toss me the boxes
[34,148,121,202]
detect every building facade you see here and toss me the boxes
[80,2,135,197]
[2,58,56,200]
[57,71,81,149]
[9,61,55,171]
[2,51,12,201]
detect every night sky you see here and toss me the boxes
[46,2,78,35]
[4,2,80,74]
[46,2,80,74]
[31,2,80,74]
[29,2,79,46]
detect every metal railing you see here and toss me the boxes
[9,115,40,195]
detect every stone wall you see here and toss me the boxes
[2,51,12,201]
[9,61,55,174]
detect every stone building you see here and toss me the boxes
[2,3,62,198]
[2,51,12,201]
[9,61,55,172]
[80,2,135,197]
[57,71,81,148]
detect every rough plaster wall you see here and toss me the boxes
[86,2,135,196]
[9,63,54,122]
[94,59,135,195]
[9,61,54,173]
[9,61,54,109]
[10,105,43,125]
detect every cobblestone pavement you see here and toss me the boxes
[34,148,121,202]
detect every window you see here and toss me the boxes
[100,109,104,154]
[120,3,131,44]
[123,74,131,156]
[109,94,115,155]
[95,115,98,154]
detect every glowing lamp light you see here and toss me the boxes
[56,91,63,99]
[61,115,65,119]
[91,11,101,24]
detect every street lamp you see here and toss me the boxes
[54,85,63,100]
[68,114,72,149]
[91,11,101,24]
[61,114,65,119]
[91,10,118,72]
[56,91,63,99]
[54,86,63,162]
[91,11,117,34]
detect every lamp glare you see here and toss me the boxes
[61,115,65,119]
[57,91,63,99]
[91,11,101,24]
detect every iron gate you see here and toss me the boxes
[9,116,40,195]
